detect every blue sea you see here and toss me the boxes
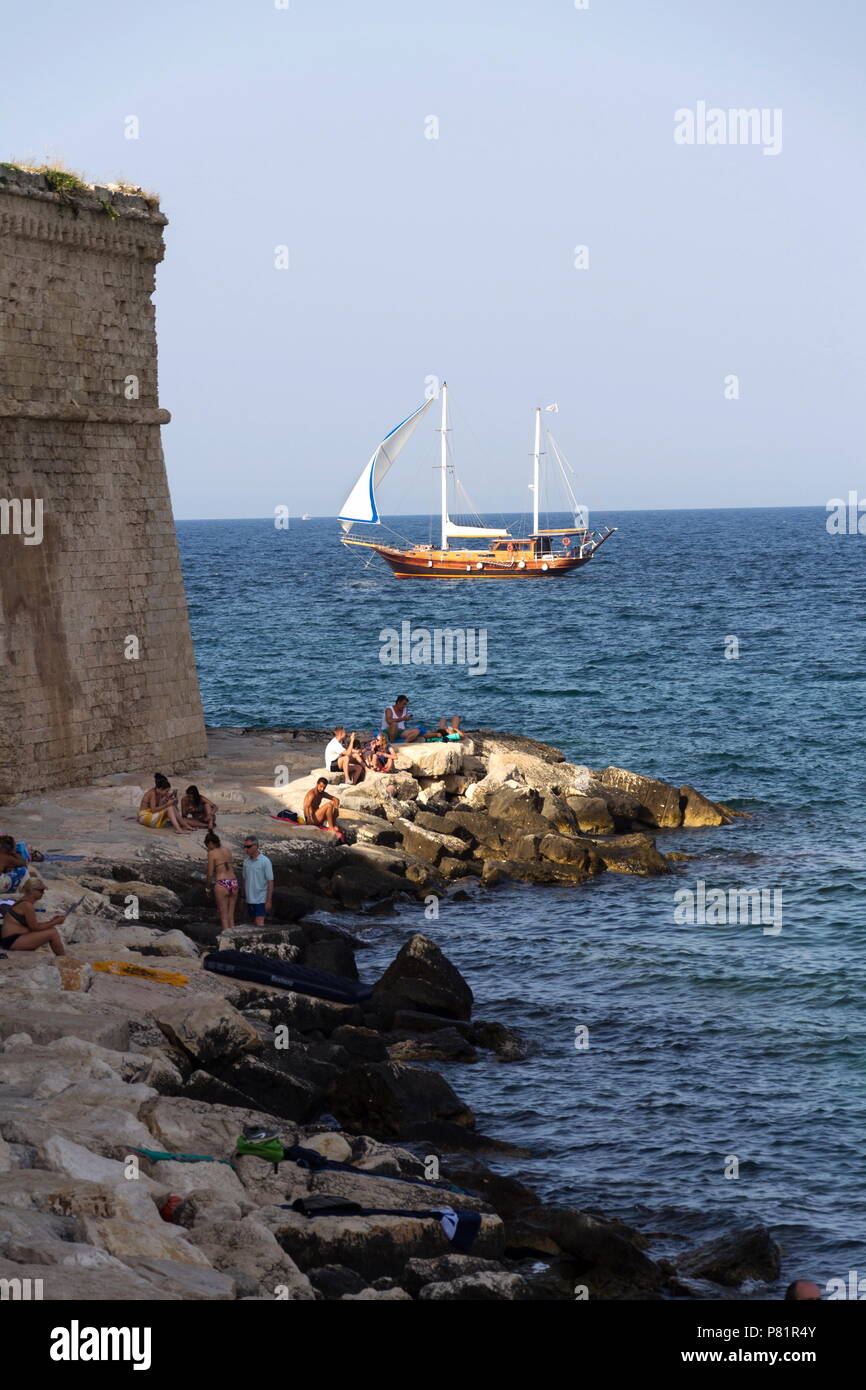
[178,508,866,1294]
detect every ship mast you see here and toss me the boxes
[532,406,542,534]
[439,382,449,550]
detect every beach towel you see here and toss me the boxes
[91,961,187,987]
[235,1137,467,1194]
[137,809,168,829]
[37,854,85,862]
[130,1147,233,1166]
[0,866,29,894]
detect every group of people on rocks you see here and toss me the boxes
[324,697,463,787]
[1,696,464,953]
[137,776,217,833]
[0,834,67,957]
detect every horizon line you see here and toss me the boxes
[174,503,833,522]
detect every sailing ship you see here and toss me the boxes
[337,384,615,578]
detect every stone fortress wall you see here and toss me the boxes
[0,165,207,800]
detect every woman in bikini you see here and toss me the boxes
[363,732,396,772]
[138,774,198,834]
[204,831,238,932]
[0,878,67,956]
[181,785,217,830]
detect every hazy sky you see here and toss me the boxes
[4,1,863,518]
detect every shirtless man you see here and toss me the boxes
[138,773,197,834]
[303,777,341,831]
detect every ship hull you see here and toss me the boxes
[343,540,600,578]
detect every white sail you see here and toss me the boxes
[339,398,435,532]
[444,520,509,539]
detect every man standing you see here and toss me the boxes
[241,835,273,926]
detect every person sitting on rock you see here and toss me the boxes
[204,831,238,932]
[138,774,197,833]
[182,785,217,829]
[303,777,342,834]
[0,878,67,956]
[324,727,365,785]
[0,835,31,893]
[363,732,396,772]
[384,696,423,744]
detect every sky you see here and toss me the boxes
[3,0,863,518]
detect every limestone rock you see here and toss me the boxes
[374,933,473,1021]
[152,997,262,1068]
[677,1226,781,1287]
[566,795,615,834]
[394,743,464,778]
[505,1205,664,1296]
[596,767,683,828]
[587,832,673,876]
[419,1271,529,1300]
[261,1205,503,1281]
[330,1061,474,1136]
[401,1252,507,1295]
[149,929,200,958]
[0,1256,179,1300]
[679,785,735,827]
[392,819,469,866]
[387,1029,479,1064]
[303,1132,353,1164]
[342,1286,413,1300]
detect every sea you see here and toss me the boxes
[178,507,866,1295]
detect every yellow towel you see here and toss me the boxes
[91,960,187,987]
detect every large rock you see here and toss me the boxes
[596,768,682,828]
[392,819,470,867]
[505,1205,664,1296]
[0,1256,179,1300]
[140,1094,297,1158]
[468,746,595,803]
[679,785,735,827]
[420,1271,529,1300]
[400,1253,507,1296]
[181,1212,316,1299]
[186,1057,321,1123]
[394,743,464,778]
[231,987,361,1037]
[152,998,262,1069]
[261,1205,503,1280]
[586,832,673,876]
[374,934,473,1021]
[566,795,616,834]
[677,1226,781,1287]
[387,1028,478,1064]
[329,1061,474,1136]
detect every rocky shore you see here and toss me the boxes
[0,729,780,1301]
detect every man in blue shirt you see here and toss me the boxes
[241,836,274,926]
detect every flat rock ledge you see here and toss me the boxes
[0,730,761,1301]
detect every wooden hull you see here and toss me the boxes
[343,540,604,578]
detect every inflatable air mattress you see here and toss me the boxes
[203,948,372,1003]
